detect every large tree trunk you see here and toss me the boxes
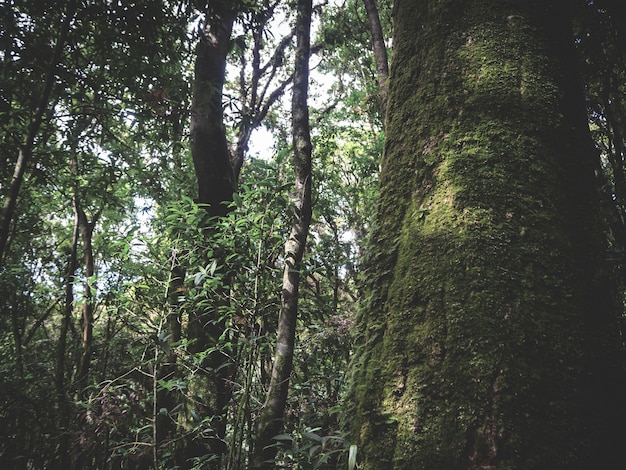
[252,0,313,468]
[348,1,626,468]
[190,1,237,217]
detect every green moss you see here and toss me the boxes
[347,0,624,468]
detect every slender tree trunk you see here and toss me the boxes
[348,1,626,468]
[0,0,76,265]
[11,300,24,378]
[156,261,184,448]
[362,0,389,116]
[73,198,99,399]
[232,13,295,180]
[53,212,79,470]
[252,0,313,467]
[156,95,186,463]
[70,192,99,470]
[68,135,101,399]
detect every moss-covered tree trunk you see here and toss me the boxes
[348,1,626,468]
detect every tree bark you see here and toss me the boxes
[362,0,389,117]
[190,1,238,217]
[348,1,626,468]
[252,0,313,467]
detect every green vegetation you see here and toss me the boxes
[1,1,625,469]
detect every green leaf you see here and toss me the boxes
[194,271,205,286]
[348,444,357,470]
[208,259,218,276]
[303,430,322,442]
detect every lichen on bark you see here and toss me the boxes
[347,1,626,468]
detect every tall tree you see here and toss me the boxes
[190,1,238,217]
[252,0,313,467]
[362,0,389,116]
[53,202,79,470]
[178,1,241,467]
[72,195,101,399]
[0,0,77,264]
[348,1,626,468]
[578,0,626,323]
[181,1,302,465]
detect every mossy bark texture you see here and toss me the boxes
[349,1,626,468]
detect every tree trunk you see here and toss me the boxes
[156,262,184,447]
[190,1,238,217]
[53,210,79,470]
[179,2,240,467]
[156,91,186,463]
[252,0,313,467]
[73,197,99,399]
[348,1,626,468]
[362,0,389,116]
